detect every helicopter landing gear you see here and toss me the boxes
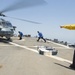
[7,37,10,40]
[6,37,12,41]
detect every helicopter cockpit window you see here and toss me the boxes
[6,23,12,27]
[1,22,12,27]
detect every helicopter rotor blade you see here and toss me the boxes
[0,0,46,13]
[6,16,41,24]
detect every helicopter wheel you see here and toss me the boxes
[7,37,10,40]
[7,38,12,42]
[6,37,12,41]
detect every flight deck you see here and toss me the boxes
[0,37,75,75]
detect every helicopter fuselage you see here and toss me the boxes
[0,18,15,39]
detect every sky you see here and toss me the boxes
[0,0,75,44]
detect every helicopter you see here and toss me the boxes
[60,24,75,30]
[0,0,46,40]
[0,18,16,40]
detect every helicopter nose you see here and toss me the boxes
[60,26,63,28]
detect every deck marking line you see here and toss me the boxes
[46,55,72,64]
[47,41,70,49]
[9,42,72,64]
[9,42,38,53]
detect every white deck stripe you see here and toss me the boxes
[9,42,72,64]
[47,41,70,49]
[46,55,72,64]
[9,42,38,53]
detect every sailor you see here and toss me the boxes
[37,31,46,42]
[18,31,23,40]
